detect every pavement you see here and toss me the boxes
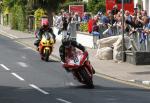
[0,25,150,88]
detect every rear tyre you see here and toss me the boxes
[79,68,94,88]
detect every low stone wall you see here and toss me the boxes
[126,51,150,65]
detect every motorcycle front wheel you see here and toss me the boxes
[79,68,94,88]
[43,48,51,62]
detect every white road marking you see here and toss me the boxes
[22,46,33,50]
[69,82,75,86]
[128,80,135,82]
[0,64,10,71]
[21,56,27,59]
[0,30,18,38]
[66,82,75,86]
[29,84,49,95]
[56,98,72,103]
[11,73,25,81]
[17,62,28,68]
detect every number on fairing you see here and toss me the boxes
[74,57,79,63]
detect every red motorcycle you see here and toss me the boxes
[62,47,94,88]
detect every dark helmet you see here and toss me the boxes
[62,35,72,46]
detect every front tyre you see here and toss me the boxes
[79,68,94,88]
[43,48,50,61]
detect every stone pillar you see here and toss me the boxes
[0,13,1,24]
[28,15,34,32]
[1,14,4,25]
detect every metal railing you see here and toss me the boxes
[130,28,150,52]
[79,22,150,51]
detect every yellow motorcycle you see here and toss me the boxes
[38,31,55,61]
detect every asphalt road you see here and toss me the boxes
[0,34,150,103]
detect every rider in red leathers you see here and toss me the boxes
[59,36,95,74]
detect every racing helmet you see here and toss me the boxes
[62,35,72,46]
[41,18,49,28]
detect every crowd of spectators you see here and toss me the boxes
[54,5,150,50]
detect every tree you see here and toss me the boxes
[28,0,66,26]
[2,0,27,29]
[87,0,105,14]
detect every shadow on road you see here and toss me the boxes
[0,84,150,103]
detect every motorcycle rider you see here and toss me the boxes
[59,36,95,74]
[34,18,56,50]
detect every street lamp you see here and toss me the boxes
[122,0,125,62]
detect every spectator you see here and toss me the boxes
[56,12,63,34]
[91,19,100,49]
[67,13,77,41]
[111,4,119,15]
[97,12,110,37]
[140,10,149,26]
[73,12,81,31]
[125,10,132,22]
[61,13,69,39]
[108,14,117,36]
[88,15,98,33]
[56,12,69,39]
[82,12,90,22]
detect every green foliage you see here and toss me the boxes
[2,0,27,10]
[28,0,63,26]
[10,4,26,31]
[2,0,11,13]
[2,0,66,30]
[17,5,26,31]
[94,1,106,14]
[80,22,88,32]
[11,4,18,29]
[65,0,75,2]
[87,0,105,14]
[87,0,95,12]
[2,0,27,31]
[137,0,143,10]
[27,0,61,11]
[34,8,46,29]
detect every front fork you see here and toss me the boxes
[84,61,93,76]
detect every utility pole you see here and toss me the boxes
[0,0,3,25]
[122,0,125,62]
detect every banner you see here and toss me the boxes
[69,5,84,17]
